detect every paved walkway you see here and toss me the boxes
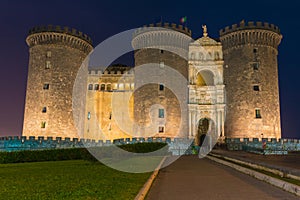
[146,155,298,200]
[211,149,300,176]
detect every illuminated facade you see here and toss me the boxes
[23,20,282,142]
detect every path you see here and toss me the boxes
[146,155,298,200]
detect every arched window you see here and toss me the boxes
[118,83,124,90]
[94,84,99,90]
[112,83,118,90]
[106,84,111,91]
[125,83,130,90]
[100,84,105,91]
[88,84,93,90]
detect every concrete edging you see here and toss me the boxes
[210,152,300,181]
[207,155,300,197]
[134,156,167,200]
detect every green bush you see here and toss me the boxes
[0,148,95,164]
[118,142,167,153]
[0,142,168,164]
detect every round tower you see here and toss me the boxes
[23,25,93,139]
[219,21,282,139]
[131,22,192,138]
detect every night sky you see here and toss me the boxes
[0,0,299,138]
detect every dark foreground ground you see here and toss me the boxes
[146,155,299,200]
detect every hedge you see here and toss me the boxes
[0,142,168,164]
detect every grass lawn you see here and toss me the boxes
[0,160,152,200]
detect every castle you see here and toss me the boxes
[22,20,282,144]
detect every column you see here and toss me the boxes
[221,110,225,137]
[217,110,221,137]
[193,111,197,137]
[189,111,192,137]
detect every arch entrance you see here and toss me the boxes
[196,118,215,146]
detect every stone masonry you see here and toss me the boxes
[23,26,93,139]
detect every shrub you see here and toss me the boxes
[0,142,168,164]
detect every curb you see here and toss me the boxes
[210,152,300,181]
[134,156,167,200]
[207,155,300,197]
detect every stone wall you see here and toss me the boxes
[84,67,134,140]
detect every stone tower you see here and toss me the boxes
[219,21,282,139]
[23,25,93,139]
[132,23,192,138]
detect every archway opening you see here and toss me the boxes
[196,118,215,146]
[196,70,214,86]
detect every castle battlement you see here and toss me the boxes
[26,25,93,54]
[134,22,192,37]
[88,69,134,75]
[29,25,93,44]
[88,65,134,76]
[219,21,282,51]
[219,20,281,36]
[132,22,192,59]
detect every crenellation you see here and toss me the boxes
[134,22,192,37]
[248,21,254,27]
[220,20,281,36]
[256,21,262,27]
[38,136,44,140]
[29,25,93,44]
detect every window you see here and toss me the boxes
[255,109,261,118]
[46,51,52,58]
[87,112,91,120]
[109,112,112,120]
[158,126,164,133]
[112,83,118,90]
[158,109,164,118]
[100,84,105,91]
[94,84,99,90]
[125,83,130,90]
[252,63,259,70]
[88,84,93,90]
[42,107,47,113]
[253,85,260,91]
[118,83,124,90]
[43,84,49,90]
[107,84,111,91]
[159,61,164,68]
[41,122,46,128]
[253,48,258,53]
[160,49,164,54]
[46,61,51,69]
[159,84,164,91]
